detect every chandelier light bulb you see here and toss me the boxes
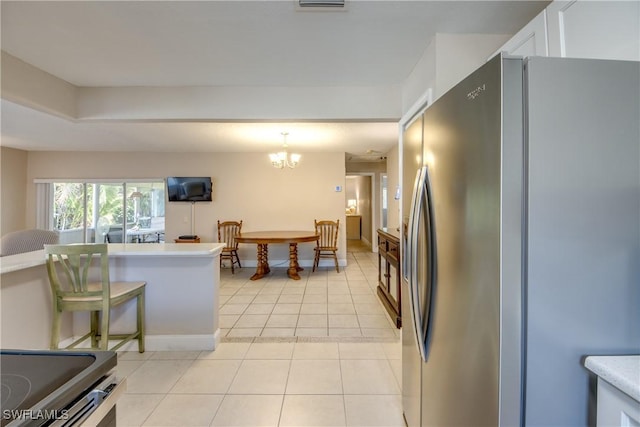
[269,132,301,169]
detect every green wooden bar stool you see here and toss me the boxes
[44,243,146,352]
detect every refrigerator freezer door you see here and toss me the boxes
[523,57,640,426]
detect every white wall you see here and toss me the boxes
[1,52,402,122]
[402,38,436,114]
[77,85,402,121]
[25,151,347,265]
[1,52,77,119]
[401,33,511,114]
[385,143,400,232]
[433,33,511,99]
[1,147,28,234]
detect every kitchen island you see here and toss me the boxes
[1,243,224,351]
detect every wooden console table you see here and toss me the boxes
[377,228,401,328]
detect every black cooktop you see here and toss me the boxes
[1,350,116,426]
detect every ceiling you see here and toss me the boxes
[0,1,547,157]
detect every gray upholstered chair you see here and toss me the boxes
[105,226,124,243]
[45,243,146,352]
[0,229,59,256]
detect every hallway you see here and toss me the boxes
[346,238,372,254]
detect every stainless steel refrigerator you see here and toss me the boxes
[401,54,640,427]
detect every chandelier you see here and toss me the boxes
[269,132,301,169]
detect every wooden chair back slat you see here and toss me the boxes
[312,219,340,273]
[217,220,243,273]
[218,220,243,249]
[315,220,339,249]
[45,244,109,298]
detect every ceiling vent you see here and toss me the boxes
[299,0,345,8]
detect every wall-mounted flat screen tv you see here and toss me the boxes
[166,177,213,202]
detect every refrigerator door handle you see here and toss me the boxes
[406,167,424,355]
[405,168,422,283]
[412,167,428,361]
[420,165,437,361]
[413,166,437,362]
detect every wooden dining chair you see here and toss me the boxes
[313,219,340,273]
[45,243,146,352]
[217,220,243,273]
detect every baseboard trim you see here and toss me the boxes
[59,330,221,352]
[237,259,347,268]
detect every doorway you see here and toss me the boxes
[345,174,374,253]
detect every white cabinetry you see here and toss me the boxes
[596,379,640,427]
[584,356,640,427]
[495,0,639,61]
[547,0,640,61]
[491,10,549,57]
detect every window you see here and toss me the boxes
[38,180,165,244]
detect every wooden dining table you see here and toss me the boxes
[235,230,319,280]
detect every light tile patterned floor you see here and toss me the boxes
[116,341,404,426]
[218,247,400,340]
[116,241,404,426]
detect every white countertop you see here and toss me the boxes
[108,243,223,257]
[585,355,640,402]
[0,249,48,274]
[0,243,224,275]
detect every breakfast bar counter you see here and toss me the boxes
[1,243,224,351]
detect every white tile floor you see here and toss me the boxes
[218,248,399,340]
[116,341,404,426]
[116,242,404,426]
